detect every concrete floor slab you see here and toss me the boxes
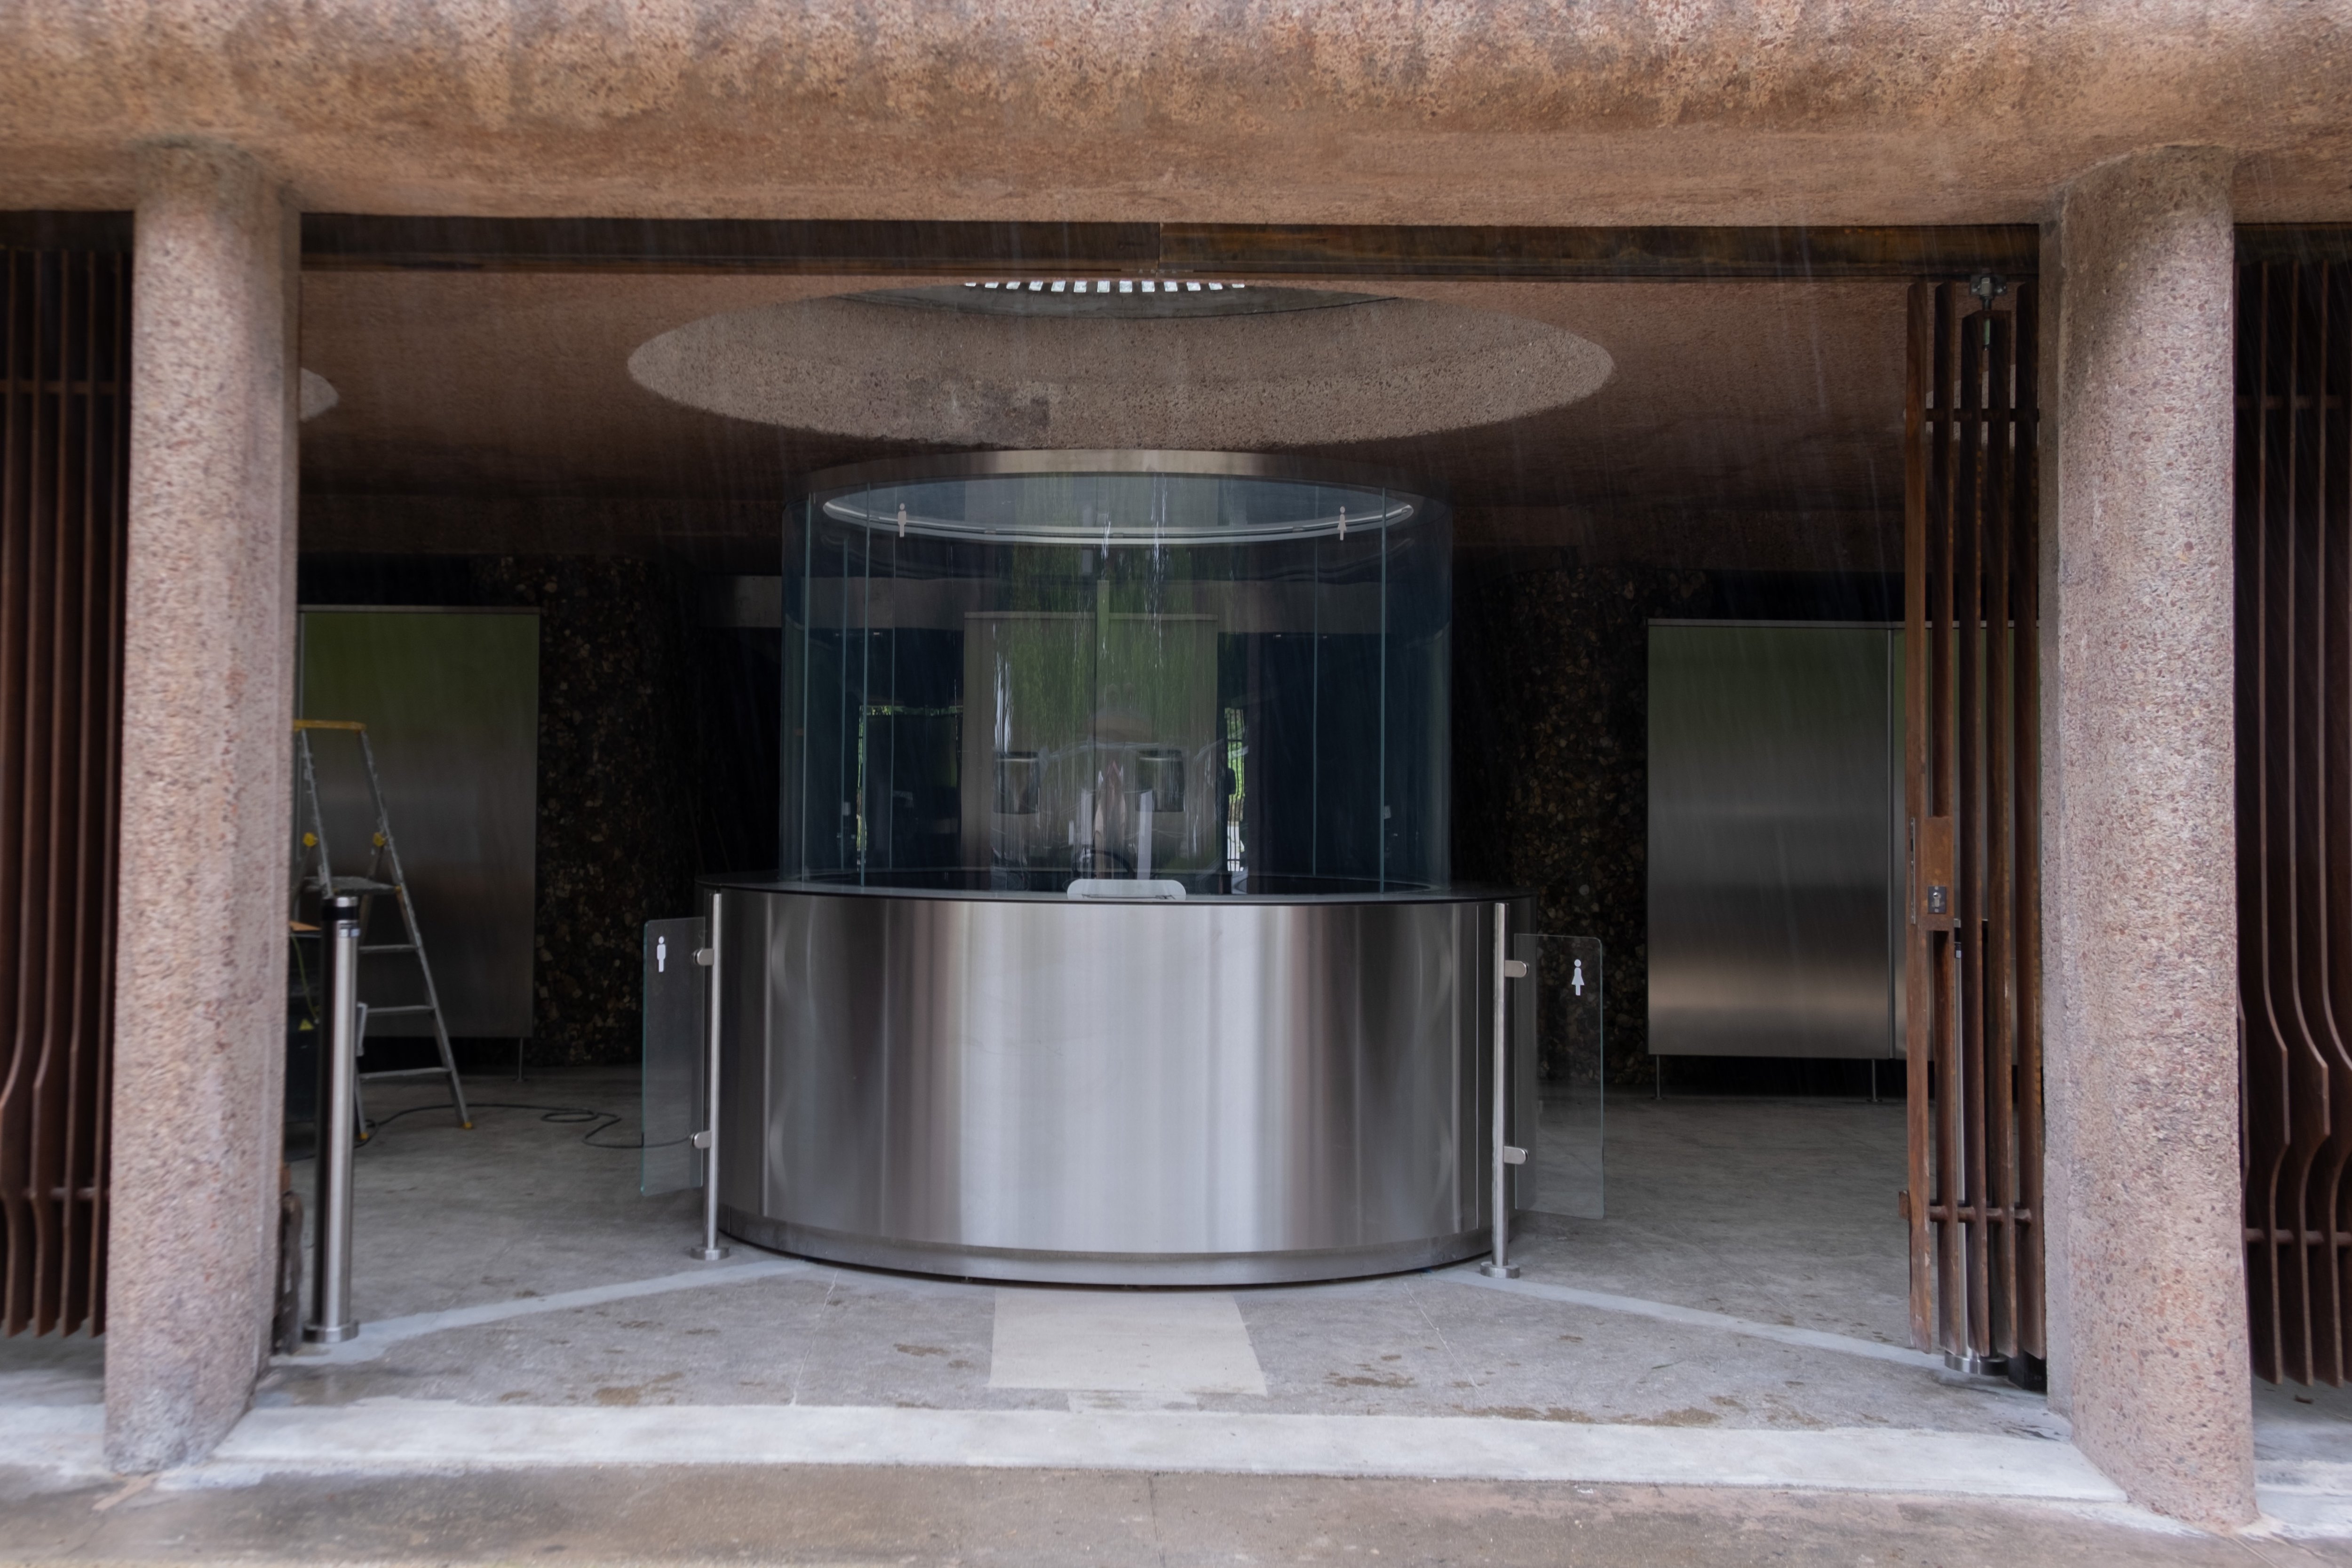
[1446,1265,1941,1369]
[161,1069,2060,1448]
[2257,1378,2352,1536]
[1534,1090,1916,1346]
[254,1255,2063,1437]
[34,1400,2119,1498]
[0,1331,102,1407]
[8,1066,2352,1547]
[249,1069,2018,1433]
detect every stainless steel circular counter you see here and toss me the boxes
[707,881,1513,1285]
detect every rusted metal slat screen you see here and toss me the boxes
[2238,258,2352,1387]
[0,247,127,1338]
[1903,279,2045,1372]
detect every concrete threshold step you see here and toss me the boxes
[7,1399,2119,1502]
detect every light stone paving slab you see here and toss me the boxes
[989,1288,1267,1394]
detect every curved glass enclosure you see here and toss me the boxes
[781,451,1450,895]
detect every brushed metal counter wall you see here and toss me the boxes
[709,883,1506,1284]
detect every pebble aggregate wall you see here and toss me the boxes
[471,558,704,1066]
[1454,561,1714,1083]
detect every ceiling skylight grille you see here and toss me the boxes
[964,279,1248,294]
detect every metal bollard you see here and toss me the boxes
[1480,901,1526,1279]
[690,890,731,1262]
[304,895,362,1344]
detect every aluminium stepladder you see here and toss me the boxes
[289,720,472,1131]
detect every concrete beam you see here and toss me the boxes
[0,4,2350,223]
[104,143,299,1473]
[2041,145,2255,1527]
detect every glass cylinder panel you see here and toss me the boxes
[780,453,1450,895]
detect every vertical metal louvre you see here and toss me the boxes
[1902,279,2045,1373]
[0,246,128,1338]
[2237,254,2352,1387]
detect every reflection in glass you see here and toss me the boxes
[640,916,706,1196]
[780,455,1451,896]
[1519,932,1605,1220]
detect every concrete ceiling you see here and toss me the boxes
[295,270,1911,573]
[625,291,1617,451]
[5,4,2349,224]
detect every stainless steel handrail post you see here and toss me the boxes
[690,890,731,1261]
[1480,901,1524,1279]
[303,895,362,1343]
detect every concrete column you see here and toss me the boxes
[2041,145,2254,1526]
[104,143,299,1473]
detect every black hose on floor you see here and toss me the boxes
[359,1100,689,1150]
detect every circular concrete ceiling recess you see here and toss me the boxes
[628,286,1613,450]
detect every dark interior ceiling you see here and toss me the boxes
[296,268,1914,575]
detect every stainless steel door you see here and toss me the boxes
[297,609,540,1037]
[1646,623,1900,1059]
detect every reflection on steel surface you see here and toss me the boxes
[709,883,1506,1285]
[1646,623,1903,1060]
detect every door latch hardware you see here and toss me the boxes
[691,1130,713,1150]
[1501,1146,1527,1165]
[1502,958,1529,980]
[1919,816,1956,929]
[694,947,715,967]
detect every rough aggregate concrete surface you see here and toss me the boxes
[0,3,2350,222]
[103,144,297,1476]
[477,558,703,1063]
[2044,146,2255,1528]
[628,293,1615,450]
[1454,562,1716,1075]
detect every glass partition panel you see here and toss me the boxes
[1518,932,1604,1219]
[641,916,705,1195]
